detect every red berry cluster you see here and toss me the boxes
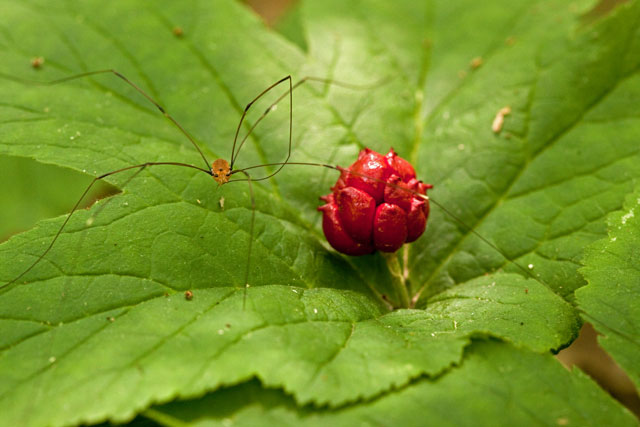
[318,148,432,255]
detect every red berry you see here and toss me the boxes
[344,148,393,203]
[383,175,412,212]
[336,187,376,243]
[318,201,375,255]
[318,148,432,255]
[373,203,407,252]
[406,198,427,242]
[385,148,416,182]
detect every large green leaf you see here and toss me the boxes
[148,341,637,426]
[578,185,640,391]
[0,277,579,425]
[0,0,638,425]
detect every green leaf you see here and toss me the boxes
[578,185,640,391]
[0,155,114,240]
[0,280,578,426]
[0,0,639,425]
[148,341,637,426]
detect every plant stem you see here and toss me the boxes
[381,251,410,309]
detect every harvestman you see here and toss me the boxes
[1,71,544,308]
[0,70,368,306]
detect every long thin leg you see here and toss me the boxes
[236,170,255,309]
[1,69,211,171]
[231,76,387,182]
[230,75,292,169]
[231,160,338,181]
[1,161,212,291]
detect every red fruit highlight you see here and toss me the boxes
[318,148,432,255]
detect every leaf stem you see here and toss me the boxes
[381,251,410,309]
